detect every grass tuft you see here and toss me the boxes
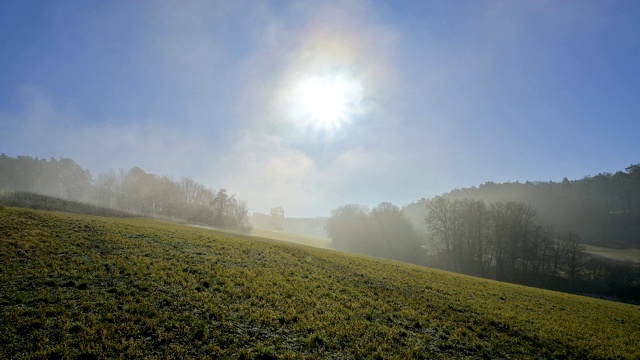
[306,333,325,349]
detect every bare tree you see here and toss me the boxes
[270,207,285,231]
[461,199,493,276]
[559,231,585,282]
[425,197,455,269]
[94,170,118,208]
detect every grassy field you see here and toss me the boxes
[250,228,332,250]
[1,206,639,359]
[585,244,640,263]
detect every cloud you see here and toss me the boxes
[0,89,214,179]
[219,131,400,217]
[234,0,399,132]
[207,1,406,215]
[219,132,317,214]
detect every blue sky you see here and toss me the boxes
[1,1,639,217]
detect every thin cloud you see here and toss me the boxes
[2,90,213,179]
[217,1,403,215]
[220,132,318,215]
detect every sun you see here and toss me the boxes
[298,77,348,127]
[290,74,363,132]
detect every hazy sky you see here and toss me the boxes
[1,1,639,217]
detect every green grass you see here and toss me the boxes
[585,244,640,263]
[251,228,332,250]
[1,206,639,359]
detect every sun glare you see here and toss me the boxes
[291,74,363,132]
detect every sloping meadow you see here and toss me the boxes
[1,206,638,359]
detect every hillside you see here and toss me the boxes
[250,227,332,250]
[403,165,640,248]
[1,206,639,359]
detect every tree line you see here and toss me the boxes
[423,197,639,302]
[0,154,251,232]
[426,198,566,281]
[328,197,640,303]
[326,174,640,303]
[326,202,422,264]
[405,164,640,247]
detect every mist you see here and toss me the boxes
[2,1,640,218]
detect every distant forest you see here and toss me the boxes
[328,164,640,303]
[0,154,251,232]
[404,165,640,247]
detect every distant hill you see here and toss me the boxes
[250,212,328,238]
[404,164,640,247]
[1,206,639,358]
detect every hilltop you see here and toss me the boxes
[1,206,639,359]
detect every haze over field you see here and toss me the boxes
[1,1,640,217]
